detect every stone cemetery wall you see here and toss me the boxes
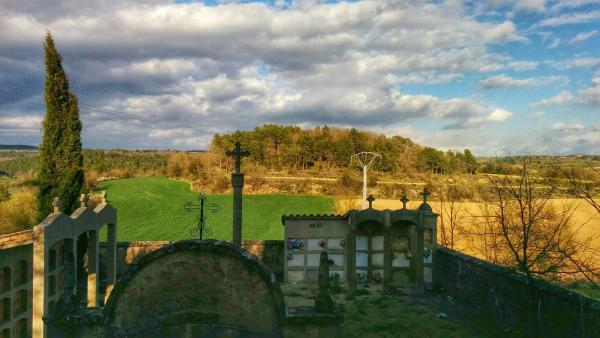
[103,240,285,336]
[434,247,600,338]
[99,240,284,280]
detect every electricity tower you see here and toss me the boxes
[351,151,382,209]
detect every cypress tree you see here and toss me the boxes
[37,32,84,220]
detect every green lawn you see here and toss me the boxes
[97,176,333,241]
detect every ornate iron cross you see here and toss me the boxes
[184,191,220,239]
[226,142,250,174]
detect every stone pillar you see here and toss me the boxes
[409,224,419,284]
[232,173,244,247]
[383,211,392,289]
[416,219,424,286]
[32,222,47,338]
[86,231,99,307]
[104,223,117,303]
[345,231,356,293]
[383,228,392,289]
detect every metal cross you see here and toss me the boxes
[226,142,250,174]
[401,192,409,209]
[366,195,375,209]
[184,191,220,239]
[420,187,431,203]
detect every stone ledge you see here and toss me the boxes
[0,229,33,249]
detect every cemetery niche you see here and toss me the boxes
[282,189,438,291]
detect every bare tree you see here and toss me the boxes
[474,156,600,285]
[437,185,467,250]
[547,159,600,215]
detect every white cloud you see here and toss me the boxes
[539,10,600,26]
[535,80,600,106]
[487,108,513,122]
[552,121,584,131]
[547,37,561,49]
[0,116,42,131]
[477,74,567,89]
[545,57,600,69]
[507,60,539,71]
[568,30,598,44]
[550,0,600,12]
[514,0,547,13]
[535,90,575,106]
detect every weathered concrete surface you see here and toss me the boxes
[103,240,285,337]
[434,247,600,338]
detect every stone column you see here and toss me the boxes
[87,230,99,307]
[232,173,244,247]
[32,222,47,338]
[409,224,419,284]
[416,220,424,286]
[345,231,356,293]
[383,211,392,289]
[104,223,117,303]
[383,228,392,289]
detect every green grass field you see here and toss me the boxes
[97,176,333,241]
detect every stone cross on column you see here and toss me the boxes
[226,142,250,174]
[401,192,409,209]
[420,187,430,203]
[367,195,375,209]
[226,142,250,247]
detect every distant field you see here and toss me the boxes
[370,198,600,252]
[97,176,333,241]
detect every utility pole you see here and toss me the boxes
[351,152,382,209]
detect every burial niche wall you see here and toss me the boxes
[104,240,285,337]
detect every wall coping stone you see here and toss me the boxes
[0,229,33,249]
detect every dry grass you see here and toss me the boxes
[362,198,600,255]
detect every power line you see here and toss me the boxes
[79,103,206,133]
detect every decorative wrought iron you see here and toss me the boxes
[184,191,220,239]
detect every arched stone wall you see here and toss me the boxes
[103,240,285,337]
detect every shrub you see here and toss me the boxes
[0,190,37,235]
[85,170,99,190]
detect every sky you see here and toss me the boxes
[0,0,599,155]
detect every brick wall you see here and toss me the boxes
[434,247,600,338]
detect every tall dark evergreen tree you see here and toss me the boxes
[37,32,84,220]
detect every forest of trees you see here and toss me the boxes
[210,125,478,175]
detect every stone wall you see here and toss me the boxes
[99,240,284,281]
[434,247,600,338]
